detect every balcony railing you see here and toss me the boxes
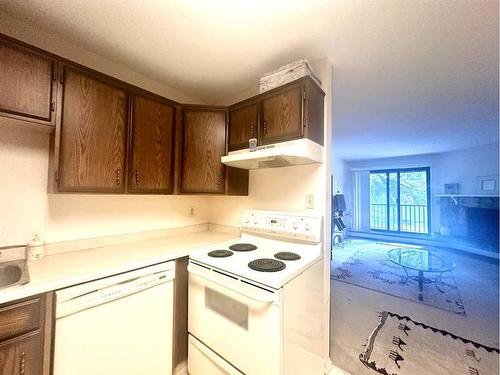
[370,203,428,234]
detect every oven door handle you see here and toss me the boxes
[187,264,276,303]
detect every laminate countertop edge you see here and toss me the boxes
[0,230,239,305]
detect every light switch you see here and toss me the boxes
[305,194,314,209]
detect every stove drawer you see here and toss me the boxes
[188,334,243,375]
[188,263,282,375]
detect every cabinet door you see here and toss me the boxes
[0,332,42,375]
[128,95,175,193]
[228,102,258,151]
[0,40,55,125]
[57,66,128,192]
[181,109,226,193]
[260,84,303,144]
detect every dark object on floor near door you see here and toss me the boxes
[333,193,346,213]
[334,217,346,231]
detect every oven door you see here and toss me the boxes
[188,262,282,375]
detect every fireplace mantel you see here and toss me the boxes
[434,194,499,198]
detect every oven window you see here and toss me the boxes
[205,287,249,329]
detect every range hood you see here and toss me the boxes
[221,138,323,170]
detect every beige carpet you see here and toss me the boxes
[331,244,465,315]
[330,239,499,375]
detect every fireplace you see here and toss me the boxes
[439,196,499,252]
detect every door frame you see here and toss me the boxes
[369,167,431,236]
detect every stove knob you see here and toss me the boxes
[305,223,311,231]
[292,221,299,230]
[245,216,251,224]
[253,218,258,225]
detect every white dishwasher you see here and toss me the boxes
[53,261,175,375]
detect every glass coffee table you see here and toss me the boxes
[387,248,456,301]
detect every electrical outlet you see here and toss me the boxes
[305,194,314,209]
[189,207,195,217]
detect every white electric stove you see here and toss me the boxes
[187,210,328,375]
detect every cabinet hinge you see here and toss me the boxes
[50,101,56,112]
[55,170,59,182]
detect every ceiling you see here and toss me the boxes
[1,0,498,160]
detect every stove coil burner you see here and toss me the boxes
[229,243,258,252]
[274,252,301,261]
[248,258,286,272]
[208,250,233,258]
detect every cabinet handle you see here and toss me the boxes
[250,123,254,137]
[217,176,222,188]
[20,350,26,375]
[263,121,268,134]
[116,168,121,186]
[135,170,140,186]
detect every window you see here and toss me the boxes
[370,167,430,234]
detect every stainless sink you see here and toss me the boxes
[0,259,29,289]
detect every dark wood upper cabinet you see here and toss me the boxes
[56,66,128,192]
[0,34,329,196]
[302,78,325,146]
[181,108,227,194]
[229,77,324,149]
[0,38,56,126]
[260,83,303,145]
[225,166,249,196]
[128,95,176,194]
[228,101,258,151]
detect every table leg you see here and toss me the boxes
[418,270,424,301]
[434,272,446,293]
[402,267,409,283]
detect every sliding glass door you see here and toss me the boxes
[370,167,430,234]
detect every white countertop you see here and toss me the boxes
[0,230,239,305]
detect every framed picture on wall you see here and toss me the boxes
[444,183,459,195]
[477,175,499,195]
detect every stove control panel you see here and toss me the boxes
[241,210,322,242]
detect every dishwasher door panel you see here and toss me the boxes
[54,280,173,375]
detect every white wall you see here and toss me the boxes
[331,64,347,195]
[0,14,210,247]
[208,164,324,227]
[345,142,499,235]
[434,142,499,194]
[332,156,347,195]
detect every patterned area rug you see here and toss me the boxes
[331,246,466,315]
[359,311,499,375]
